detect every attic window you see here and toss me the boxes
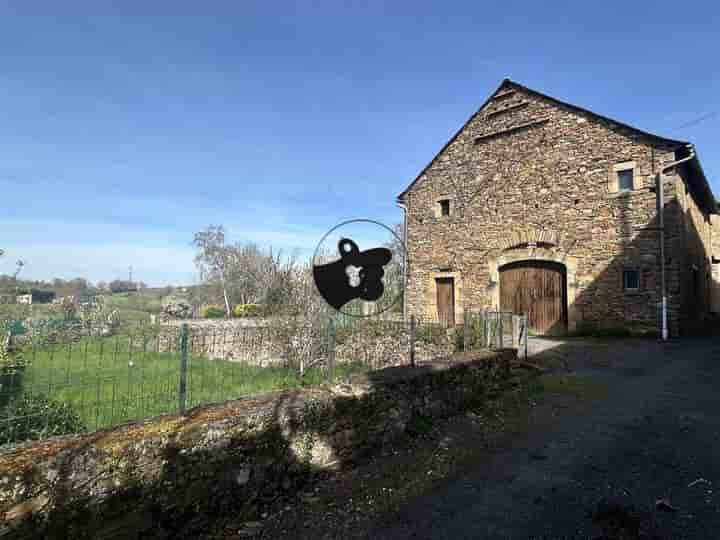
[439,199,450,216]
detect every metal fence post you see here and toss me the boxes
[409,315,416,367]
[483,310,488,349]
[463,310,469,352]
[327,318,336,385]
[499,312,504,349]
[179,323,188,416]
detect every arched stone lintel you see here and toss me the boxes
[499,227,562,252]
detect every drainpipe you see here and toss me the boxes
[396,200,408,322]
[656,143,696,341]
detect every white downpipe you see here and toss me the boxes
[657,144,696,341]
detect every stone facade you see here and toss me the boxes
[0,350,514,539]
[712,213,720,313]
[399,79,717,337]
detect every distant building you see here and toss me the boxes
[16,290,56,305]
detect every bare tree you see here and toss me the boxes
[192,225,233,317]
[192,226,302,317]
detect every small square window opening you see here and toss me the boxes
[617,169,634,191]
[439,199,450,216]
[623,269,640,291]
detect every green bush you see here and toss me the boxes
[202,305,226,319]
[233,304,261,318]
[0,394,87,445]
[416,324,445,345]
[333,325,353,345]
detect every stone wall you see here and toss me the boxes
[0,349,515,539]
[675,173,716,330]
[156,319,285,366]
[400,79,716,337]
[711,214,720,313]
[154,319,456,370]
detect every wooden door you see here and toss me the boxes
[499,261,567,335]
[436,278,455,326]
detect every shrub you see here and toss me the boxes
[333,325,353,345]
[453,327,464,352]
[233,303,261,318]
[202,305,225,319]
[415,324,445,345]
[0,394,86,445]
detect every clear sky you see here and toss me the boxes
[1,1,718,286]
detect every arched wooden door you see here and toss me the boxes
[499,260,567,335]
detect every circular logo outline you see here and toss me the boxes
[312,218,406,318]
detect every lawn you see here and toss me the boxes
[1,334,367,435]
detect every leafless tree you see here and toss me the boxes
[193,225,305,316]
[192,225,233,317]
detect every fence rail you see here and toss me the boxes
[0,310,527,448]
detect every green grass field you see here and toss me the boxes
[2,335,367,434]
[0,291,169,326]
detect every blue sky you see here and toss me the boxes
[1,1,718,286]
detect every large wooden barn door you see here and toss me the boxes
[436,277,455,326]
[499,261,567,335]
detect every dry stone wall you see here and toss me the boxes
[154,319,456,370]
[0,349,515,540]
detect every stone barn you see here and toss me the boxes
[397,79,718,337]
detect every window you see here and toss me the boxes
[623,269,640,291]
[439,199,450,216]
[617,169,634,191]
[609,161,637,194]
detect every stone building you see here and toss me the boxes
[397,79,718,337]
[712,212,720,314]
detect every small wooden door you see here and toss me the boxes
[500,261,567,335]
[436,277,455,326]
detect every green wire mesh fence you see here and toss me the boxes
[0,310,526,448]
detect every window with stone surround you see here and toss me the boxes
[608,161,640,193]
[617,169,634,191]
[434,196,453,218]
[623,268,640,291]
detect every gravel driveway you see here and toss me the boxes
[366,337,720,539]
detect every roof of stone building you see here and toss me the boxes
[397,78,715,213]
